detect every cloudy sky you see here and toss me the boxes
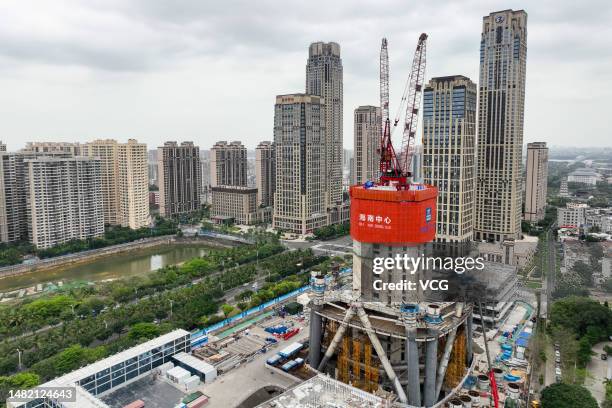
[0,0,610,151]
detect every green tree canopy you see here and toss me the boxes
[541,383,597,408]
[128,322,161,340]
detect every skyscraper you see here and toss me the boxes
[210,141,247,188]
[422,75,477,252]
[272,94,326,234]
[82,139,149,229]
[1,149,75,244]
[255,141,275,207]
[26,156,104,249]
[474,9,528,242]
[157,142,202,217]
[117,140,150,229]
[353,105,381,185]
[306,42,343,208]
[524,142,548,222]
[0,153,29,243]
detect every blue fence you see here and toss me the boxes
[190,285,310,347]
[189,267,354,348]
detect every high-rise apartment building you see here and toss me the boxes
[306,42,343,207]
[81,140,119,226]
[148,163,158,187]
[0,142,6,152]
[524,142,548,222]
[200,150,211,204]
[273,94,326,234]
[0,153,29,243]
[0,150,75,243]
[474,9,528,242]
[22,142,82,155]
[82,139,149,229]
[353,105,381,185]
[210,141,247,188]
[411,144,424,183]
[559,178,569,197]
[157,142,201,217]
[117,140,149,229]
[255,141,275,207]
[25,157,104,249]
[422,75,477,251]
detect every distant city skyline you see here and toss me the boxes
[0,0,610,151]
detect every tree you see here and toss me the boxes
[550,297,612,339]
[221,304,235,317]
[541,383,597,408]
[128,322,161,340]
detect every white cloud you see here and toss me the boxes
[0,0,610,150]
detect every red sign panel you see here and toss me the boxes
[350,192,437,244]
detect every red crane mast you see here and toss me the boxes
[377,33,428,188]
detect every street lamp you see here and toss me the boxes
[169,300,173,317]
[15,348,22,371]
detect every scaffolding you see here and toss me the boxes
[352,338,361,388]
[445,327,467,389]
[338,336,350,384]
[322,319,338,349]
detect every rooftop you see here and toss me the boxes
[256,374,387,408]
[9,330,190,408]
[101,375,186,408]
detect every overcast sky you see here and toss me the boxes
[0,0,610,152]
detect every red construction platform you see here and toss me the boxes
[350,184,438,244]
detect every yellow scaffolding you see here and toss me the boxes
[338,336,350,384]
[364,343,372,390]
[445,327,466,388]
[352,338,361,388]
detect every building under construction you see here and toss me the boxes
[308,266,475,407]
[307,34,474,407]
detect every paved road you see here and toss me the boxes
[545,227,556,316]
[283,236,352,257]
[543,338,557,387]
[200,330,309,408]
[585,342,612,405]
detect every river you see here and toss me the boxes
[0,244,211,293]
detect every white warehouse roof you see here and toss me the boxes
[172,352,217,376]
[8,329,190,408]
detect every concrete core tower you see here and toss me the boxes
[308,183,474,407]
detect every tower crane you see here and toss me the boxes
[377,33,428,188]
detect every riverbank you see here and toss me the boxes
[0,235,237,282]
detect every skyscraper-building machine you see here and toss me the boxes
[308,35,475,407]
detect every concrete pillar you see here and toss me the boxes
[466,310,473,365]
[355,306,408,404]
[317,306,355,371]
[405,326,421,407]
[435,327,457,400]
[424,329,439,406]
[309,306,322,369]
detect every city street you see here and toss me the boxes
[584,342,612,405]
[283,236,352,257]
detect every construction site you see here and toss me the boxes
[300,33,536,408]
